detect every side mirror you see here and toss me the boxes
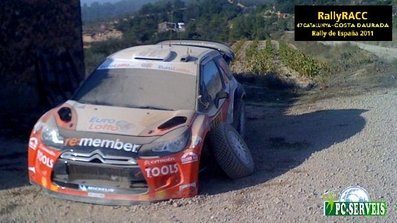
[198,94,211,110]
[217,91,229,99]
[215,91,229,108]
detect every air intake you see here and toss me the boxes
[58,107,72,122]
[61,150,137,165]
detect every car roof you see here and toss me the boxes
[109,44,216,63]
[98,44,218,76]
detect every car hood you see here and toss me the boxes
[55,100,195,137]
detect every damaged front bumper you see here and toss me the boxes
[28,137,201,205]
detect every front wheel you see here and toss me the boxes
[207,123,254,179]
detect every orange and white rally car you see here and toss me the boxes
[28,40,254,205]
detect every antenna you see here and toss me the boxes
[168,5,174,41]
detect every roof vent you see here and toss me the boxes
[134,48,174,61]
[181,48,195,62]
[180,55,192,62]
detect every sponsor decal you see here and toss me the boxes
[64,138,140,153]
[88,117,134,132]
[87,192,105,198]
[157,64,176,72]
[145,164,178,178]
[79,184,115,193]
[181,152,198,164]
[157,64,192,74]
[323,186,387,216]
[29,137,38,150]
[37,150,54,168]
[179,182,196,191]
[140,63,153,68]
[97,59,196,75]
[143,157,176,166]
[98,61,132,69]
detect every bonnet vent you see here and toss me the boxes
[158,116,187,130]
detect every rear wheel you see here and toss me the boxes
[207,123,254,179]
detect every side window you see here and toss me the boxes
[200,60,223,107]
[215,56,233,80]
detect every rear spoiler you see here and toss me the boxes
[157,40,235,64]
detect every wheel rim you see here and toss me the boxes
[227,129,250,165]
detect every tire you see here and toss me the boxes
[207,123,254,179]
[232,99,246,138]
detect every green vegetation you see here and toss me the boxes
[279,41,328,77]
[246,40,276,74]
[238,39,328,78]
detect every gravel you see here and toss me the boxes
[0,87,396,223]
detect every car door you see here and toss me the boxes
[198,59,229,124]
[214,56,236,123]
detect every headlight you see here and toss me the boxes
[38,118,64,147]
[139,128,190,156]
[151,131,190,153]
[42,125,64,146]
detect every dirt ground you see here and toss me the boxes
[1,78,396,222]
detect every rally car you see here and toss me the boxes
[28,40,254,205]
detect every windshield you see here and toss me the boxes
[73,68,196,110]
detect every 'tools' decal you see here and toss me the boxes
[37,150,54,168]
[145,164,178,178]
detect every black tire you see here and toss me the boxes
[207,123,254,179]
[232,99,246,138]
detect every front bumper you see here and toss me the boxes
[28,138,201,204]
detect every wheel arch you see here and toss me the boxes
[233,84,246,104]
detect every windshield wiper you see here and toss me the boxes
[78,100,112,106]
[133,106,173,111]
